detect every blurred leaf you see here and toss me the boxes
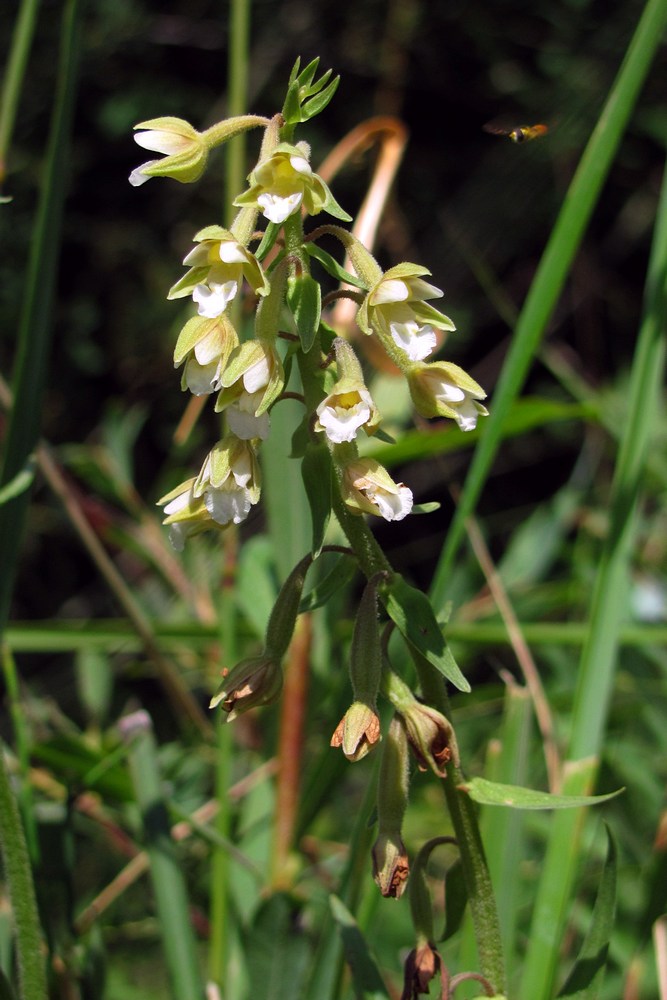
[237,536,279,640]
[329,895,390,999]
[460,777,623,810]
[557,826,617,998]
[245,893,310,1000]
[0,459,35,506]
[298,553,357,612]
[301,443,333,556]
[75,648,113,726]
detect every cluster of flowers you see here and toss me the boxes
[130,115,488,552]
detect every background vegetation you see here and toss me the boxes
[0,1,665,998]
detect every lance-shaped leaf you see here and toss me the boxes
[383,575,469,692]
[459,777,624,810]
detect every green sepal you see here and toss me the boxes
[301,443,334,557]
[192,224,235,243]
[381,262,433,283]
[372,427,396,445]
[459,777,624,810]
[412,502,440,514]
[167,265,208,300]
[304,241,367,290]
[415,301,456,332]
[287,273,322,353]
[383,575,470,692]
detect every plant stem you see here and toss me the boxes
[0,0,41,183]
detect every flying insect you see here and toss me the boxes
[483,121,549,143]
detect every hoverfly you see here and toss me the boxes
[483,121,549,143]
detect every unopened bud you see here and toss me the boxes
[372,715,410,897]
[209,654,282,721]
[400,941,444,1000]
[264,554,313,658]
[331,701,381,761]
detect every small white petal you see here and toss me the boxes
[218,241,248,264]
[227,400,270,440]
[370,279,410,305]
[134,130,190,154]
[433,378,466,404]
[370,485,413,521]
[129,162,157,187]
[242,356,270,393]
[257,191,303,224]
[389,320,437,361]
[162,490,191,517]
[317,402,371,443]
[453,399,482,432]
[168,523,188,551]
[193,280,238,318]
[289,155,312,175]
[183,358,219,395]
[230,450,253,488]
[205,487,251,525]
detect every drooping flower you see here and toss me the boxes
[168,226,270,318]
[407,361,488,432]
[157,478,224,551]
[341,458,413,522]
[215,339,285,438]
[315,382,381,443]
[358,264,456,363]
[234,143,350,224]
[192,437,261,526]
[173,314,239,395]
[129,117,208,187]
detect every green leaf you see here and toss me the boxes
[329,896,390,999]
[298,554,357,613]
[0,968,16,1000]
[304,241,367,290]
[383,575,470,692]
[301,443,333,557]
[459,777,624,810]
[302,76,340,121]
[557,826,617,998]
[440,858,468,942]
[245,894,310,1000]
[287,273,322,353]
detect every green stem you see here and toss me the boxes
[416,662,506,992]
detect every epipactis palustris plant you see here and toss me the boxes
[131,59,505,997]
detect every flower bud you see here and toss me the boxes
[234,142,350,223]
[330,701,381,761]
[209,654,283,721]
[382,669,459,778]
[357,264,455,366]
[157,477,227,551]
[173,314,239,396]
[341,458,413,522]
[400,942,444,1000]
[407,361,488,432]
[372,715,410,898]
[315,339,380,444]
[130,117,208,187]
